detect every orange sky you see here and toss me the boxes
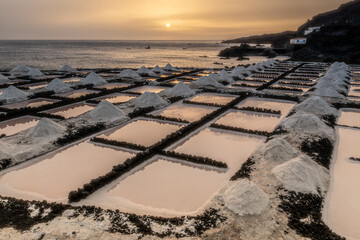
[0,0,351,40]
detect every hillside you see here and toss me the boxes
[297,0,360,35]
[222,31,296,48]
[220,0,360,63]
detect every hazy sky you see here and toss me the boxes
[0,0,350,40]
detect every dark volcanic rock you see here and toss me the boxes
[219,43,281,58]
[292,25,360,63]
[262,48,278,58]
[222,31,296,48]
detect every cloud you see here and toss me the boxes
[0,0,350,40]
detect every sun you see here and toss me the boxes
[166,23,171,28]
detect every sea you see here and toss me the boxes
[0,40,287,70]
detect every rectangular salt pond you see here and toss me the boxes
[1,98,59,110]
[98,118,183,147]
[263,89,302,96]
[232,81,264,87]
[55,89,99,99]
[79,156,228,216]
[170,127,265,171]
[166,79,192,85]
[188,93,237,106]
[272,83,310,92]
[348,88,360,98]
[93,82,132,90]
[214,110,282,132]
[43,103,95,119]
[236,97,295,116]
[0,116,39,136]
[129,86,168,94]
[337,109,360,128]
[150,103,218,122]
[324,127,360,239]
[61,77,82,83]
[0,141,135,202]
[91,93,136,104]
[21,82,48,90]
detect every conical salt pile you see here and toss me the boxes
[0,86,28,104]
[0,74,9,83]
[26,118,66,139]
[117,69,142,80]
[27,68,44,78]
[159,81,196,98]
[164,63,177,71]
[45,78,73,93]
[189,76,223,89]
[80,71,108,86]
[88,100,126,121]
[10,65,31,74]
[293,96,338,116]
[136,66,157,77]
[59,65,77,73]
[151,65,166,74]
[218,70,234,84]
[132,92,168,109]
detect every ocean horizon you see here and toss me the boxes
[0,40,281,70]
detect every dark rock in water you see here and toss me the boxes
[219,43,288,58]
[213,62,223,65]
[262,48,278,58]
[237,56,250,61]
[219,43,261,57]
[222,31,296,48]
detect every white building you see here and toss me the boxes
[290,38,307,45]
[304,26,321,36]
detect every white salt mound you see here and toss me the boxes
[88,100,125,121]
[0,74,9,82]
[45,78,72,93]
[247,65,259,73]
[231,66,251,77]
[272,155,329,195]
[189,76,223,89]
[59,65,77,72]
[136,66,157,77]
[10,65,31,74]
[0,141,11,159]
[80,72,108,86]
[279,111,334,140]
[0,86,28,104]
[310,62,350,99]
[152,65,166,73]
[293,96,338,116]
[223,180,269,216]
[208,73,219,82]
[117,69,142,80]
[27,68,44,78]
[256,138,298,163]
[159,81,196,98]
[149,81,160,86]
[132,92,168,109]
[313,87,345,99]
[218,70,234,84]
[26,118,66,139]
[164,63,177,71]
